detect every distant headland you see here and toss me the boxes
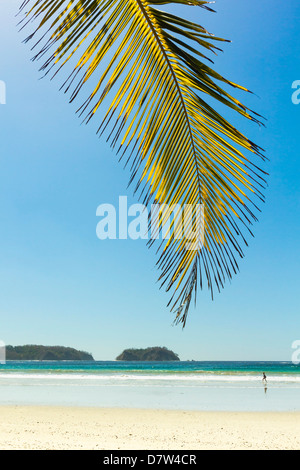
[6,345,94,361]
[116,347,180,361]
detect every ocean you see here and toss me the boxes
[0,361,299,411]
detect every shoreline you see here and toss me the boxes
[0,405,299,450]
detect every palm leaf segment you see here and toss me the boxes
[19,0,267,326]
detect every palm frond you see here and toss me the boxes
[19,0,267,326]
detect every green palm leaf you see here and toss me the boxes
[19,0,267,326]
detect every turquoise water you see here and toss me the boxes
[1,360,300,375]
[0,361,299,411]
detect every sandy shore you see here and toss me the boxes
[0,406,299,450]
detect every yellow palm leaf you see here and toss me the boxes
[19,0,267,326]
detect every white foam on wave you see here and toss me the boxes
[0,372,300,384]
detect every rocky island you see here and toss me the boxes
[116,346,180,361]
[6,345,94,361]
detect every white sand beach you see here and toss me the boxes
[0,406,299,450]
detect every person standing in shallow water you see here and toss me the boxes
[262,372,267,383]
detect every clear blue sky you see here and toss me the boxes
[0,0,299,360]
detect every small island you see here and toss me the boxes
[116,347,180,361]
[6,345,94,361]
